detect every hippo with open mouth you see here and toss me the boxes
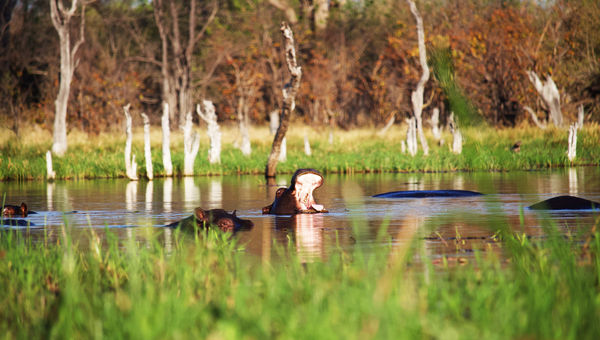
[167,208,254,233]
[2,203,30,217]
[262,168,328,215]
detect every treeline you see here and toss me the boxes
[1,0,598,135]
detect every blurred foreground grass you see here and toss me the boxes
[1,215,599,339]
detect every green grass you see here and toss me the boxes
[1,215,599,339]
[1,124,599,180]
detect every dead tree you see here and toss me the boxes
[46,151,56,180]
[141,113,153,180]
[123,104,138,180]
[182,111,200,176]
[269,110,286,160]
[304,133,312,156]
[567,123,578,162]
[266,22,301,178]
[154,0,218,127]
[196,100,221,164]
[407,0,430,155]
[449,112,463,154]
[50,0,88,156]
[406,117,418,156]
[526,70,564,127]
[429,108,442,143]
[161,102,173,176]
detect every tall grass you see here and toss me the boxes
[1,215,599,339]
[1,123,599,180]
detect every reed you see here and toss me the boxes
[0,214,599,339]
[1,124,599,180]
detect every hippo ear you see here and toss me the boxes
[276,187,286,197]
[194,207,207,221]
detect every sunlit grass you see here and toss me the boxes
[1,122,599,180]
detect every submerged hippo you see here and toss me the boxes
[373,190,483,198]
[262,168,328,215]
[167,208,254,233]
[2,203,30,217]
[528,195,600,210]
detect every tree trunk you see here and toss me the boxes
[197,100,221,164]
[182,111,200,176]
[567,123,577,162]
[161,102,173,176]
[429,108,442,142]
[304,133,312,156]
[50,0,86,156]
[46,150,56,180]
[449,112,463,154]
[123,104,138,180]
[407,0,429,156]
[141,112,153,180]
[406,117,418,156]
[526,70,564,127]
[266,22,302,178]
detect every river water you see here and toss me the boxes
[2,167,599,262]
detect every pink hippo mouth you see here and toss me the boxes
[293,171,325,212]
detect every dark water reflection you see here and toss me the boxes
[2,167,599,262]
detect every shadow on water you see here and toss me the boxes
[1,167,600,262]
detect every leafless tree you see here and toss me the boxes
[266,22,301,178]
[50,0,89,156]
[154,0,218,128]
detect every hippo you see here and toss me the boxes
[262,168,328,215]
[167,208,254,233]
[373,190,483,198]
[0,219,35,227]
[2,203,29,217]
[528,195,600,210]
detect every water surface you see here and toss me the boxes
[2,167,599,262]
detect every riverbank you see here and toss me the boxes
[1,124,599,180]
[1,218,599,339]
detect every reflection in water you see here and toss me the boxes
[47,182,55,211]
[453,173,464,190]
[163,177,173,213]
[273,214,326,262]
[126,181,138,211]
[569,168,578,195]
[183,177,200,211]
[145,181,153,212]
[208,179,223,209]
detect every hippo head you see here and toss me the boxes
[2,202,28,217]
[168,208,254,233]
[263,168,328,215]
[194,208,254,232]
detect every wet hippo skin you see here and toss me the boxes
[167,208,254,233]
[373,190,483,198]
[2,203,29,217]
[263,168,328,215]
[528,195,600,210]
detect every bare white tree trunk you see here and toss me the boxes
[50,0,87,156]
[429,107,442,142]
[526,70,564,127]
[266,22,301,177]
[577,105,584,128]
[239,113,252,156]
[524,105,547,129]
[406,117,418,156]
[279,137,287,162]
[304,133,312,156]
[46,150,56,180]
[196,100,221,164]
[182,111,200,176]
[161,102,173,176]
[141,113,153,180]
[407,0,430,156]
[567,123,578,162]
[449,112,463,154]
[269,110,279,135]
[313,0,329,32]
[123,104,138,180]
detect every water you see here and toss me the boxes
[2,167,599,261]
